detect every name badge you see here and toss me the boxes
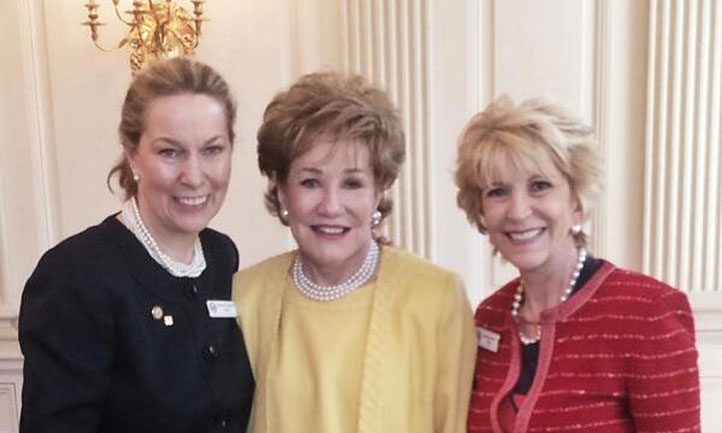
[477,327,500,352]
[206,300,238,318]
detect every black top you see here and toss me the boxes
[512,255,602,394]
[19,215,254,433]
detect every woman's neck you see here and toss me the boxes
[519,245,579,316]
[300,240,373,286]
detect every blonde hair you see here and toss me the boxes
[107,57,236,199]
[257,72,405,226]
[454,95,603,246]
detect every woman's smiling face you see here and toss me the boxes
[480,155,581,276]
[279,140,379,282]
[128,93,232,248]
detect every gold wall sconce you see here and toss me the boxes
[82,0,207,74]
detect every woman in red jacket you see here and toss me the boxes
[455,96,700,433]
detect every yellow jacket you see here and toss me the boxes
[233,246,476,433]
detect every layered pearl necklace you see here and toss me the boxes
[120,198,206,278]
[292,241,380,301]
[512,247,587,345]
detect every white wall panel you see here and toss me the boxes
[593,0,649,272]
[644,0,722,296]
[425,0,493,305]
[494,0,596,115]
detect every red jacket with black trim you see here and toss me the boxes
[467,261,700,433]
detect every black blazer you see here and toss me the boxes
[19,215,254,433]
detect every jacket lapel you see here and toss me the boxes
[357,246,398,433]
[256,254,291,433]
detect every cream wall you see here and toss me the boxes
[1,0,720,432]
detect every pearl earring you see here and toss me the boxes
[133,173,140,182]
[371,210,382,226]
[570,224,582,235]
[280,209,289,219]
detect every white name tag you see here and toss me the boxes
[477,327,500,352]
[206,300,238,318]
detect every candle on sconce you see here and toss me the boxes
[80,0,207,74]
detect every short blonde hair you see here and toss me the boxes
[257,72,405,226]
[454,96,603,246]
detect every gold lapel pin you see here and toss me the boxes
[151,306,163,320]
[163,315,174,327]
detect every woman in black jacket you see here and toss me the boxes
[19,57,254,433]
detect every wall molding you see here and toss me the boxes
[0,382,20,432]
[591,0,612,257]
[0,306,21,362]
[470,0,494,300]
[18,0,60,250]
[643,0,722,293]
[0,306,22,430]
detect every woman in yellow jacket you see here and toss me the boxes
[233,72,476,433]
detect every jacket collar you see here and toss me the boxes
[99,214,216,302]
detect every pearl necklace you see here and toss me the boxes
[120,198,206,278]
[292,241,379,301]
[511,247,587,345]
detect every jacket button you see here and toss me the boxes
[209,413,230,430]
[203,344,219,360]
[184,284,200,300]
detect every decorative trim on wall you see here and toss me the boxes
[472,0,495,299]
[341,0,432,258]
[0,159,7,306]
[18,0,60,250]
[0,309,21,361]
[0,308,22,429]
[0,382,20,433]
[643,0,722,294]
[591,0,611,257]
